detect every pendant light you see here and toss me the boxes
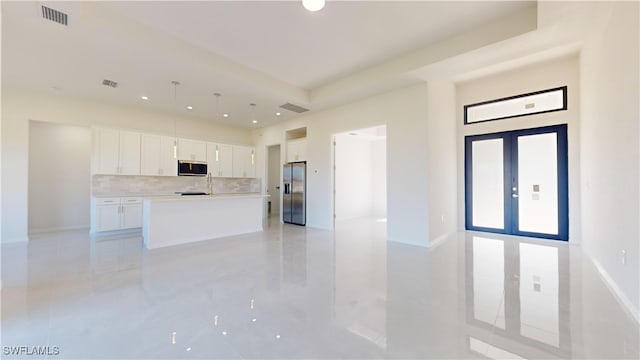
[171,81,180,159]
[250,103,256,165]
[214,93,221,120]
[214,93,221,162]
[302,0,325,12]
[250,103,257,124]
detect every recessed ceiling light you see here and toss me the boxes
[276,112,281,116]
[252,120,258,124]
[186,106,193,110]
[302,0,325,12]
[141,96,149,100]
[223,113,229,118]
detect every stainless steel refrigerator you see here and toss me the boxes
[283,161,306,225]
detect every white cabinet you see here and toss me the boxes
[141,134,177,176]
[93,129,141,175]
[121,198,143,229]
[95,199,121,232]
[287,138,307,162]
[232,145,256,178]
[178,138,206,162]
[206,142,233,177]
[94,128,119,175]
[92,197,142,233]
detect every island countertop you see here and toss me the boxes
[142,193,266,202]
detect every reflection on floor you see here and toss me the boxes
[1,218,638,359]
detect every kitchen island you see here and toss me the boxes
[142,193,264,249]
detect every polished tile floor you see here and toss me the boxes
[1,216,638,359]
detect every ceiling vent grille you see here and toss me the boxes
[102,79,118,88]
[41,6,68,26]
[280,103,309,114]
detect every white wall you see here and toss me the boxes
[335,132,374,221]
[456,55,581,242]
[253,83,456,247]
[579,2,639,320]
[371,137,387,218]
[426,80,458,245]
[28,121,91,233]
[1,86,252,243]
[267,145,281,215]
[334,129,387,221]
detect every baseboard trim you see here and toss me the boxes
[1,236,29,243]
[29,225,89,235]
[387,237,429,248]
[428,232,455,249]
[590,257,639,324]
[91,228,142,241]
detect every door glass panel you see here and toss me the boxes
[519,243,559,347]
[472,139,504,229]
[517,133,558,234]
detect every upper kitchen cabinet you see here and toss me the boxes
[178,138,206,162]
[285,127,307,163]
[93,128,141,175]
[287,138,307,162]
[206,142,233,177]
[141,134,177,176]
[232,145,256,178]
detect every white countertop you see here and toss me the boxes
[94,192,264,199]
[143,193,266,202]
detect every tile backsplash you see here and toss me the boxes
[92,175,261,196]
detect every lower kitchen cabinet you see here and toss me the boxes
[92,197,142,233]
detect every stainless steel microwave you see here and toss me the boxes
[178,160,208,176]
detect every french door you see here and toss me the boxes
[464,125,568,240]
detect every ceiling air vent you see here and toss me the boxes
[102,79,118,88]
[41,6,68,26]
[280,103,309,114]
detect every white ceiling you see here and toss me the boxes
[1,1,554,129]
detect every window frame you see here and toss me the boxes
[463,86,568,125]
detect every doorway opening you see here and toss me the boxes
[464,124,569,240]
[332,125,387,228]
[28,121,92,234]
[266,144,281,221]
